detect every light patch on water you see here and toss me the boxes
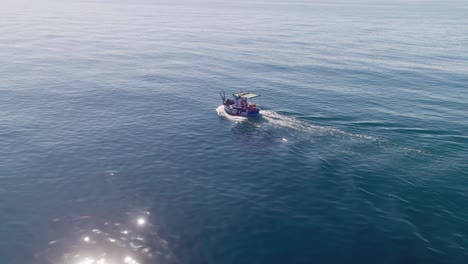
[124,256,139,264]
[137,218,146,226]
[77,257,97,264]
[38,212,173,264]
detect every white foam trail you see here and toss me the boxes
[261,110,380,141]
[216,107,379,142]
[261,110,313,131]
[216,105,248,122]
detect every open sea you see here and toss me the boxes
[1,0,467,263]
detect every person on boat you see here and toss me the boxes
[235,97,243,108]
[241,98,247,108]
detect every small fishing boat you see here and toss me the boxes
[220,91,261,116]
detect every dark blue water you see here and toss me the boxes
[1,0,467,263]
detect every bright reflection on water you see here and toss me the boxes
[137,218,146,226]
[37,211,173,264]
[77,257,108,264]
[124,256,139,264]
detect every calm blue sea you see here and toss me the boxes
[1,0,467,263]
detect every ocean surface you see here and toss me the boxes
[1,0,467,263]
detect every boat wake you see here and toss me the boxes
[216,106,381,142]
[215,107,434,156]
[261,110,430,156]
[260,110,380,142]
